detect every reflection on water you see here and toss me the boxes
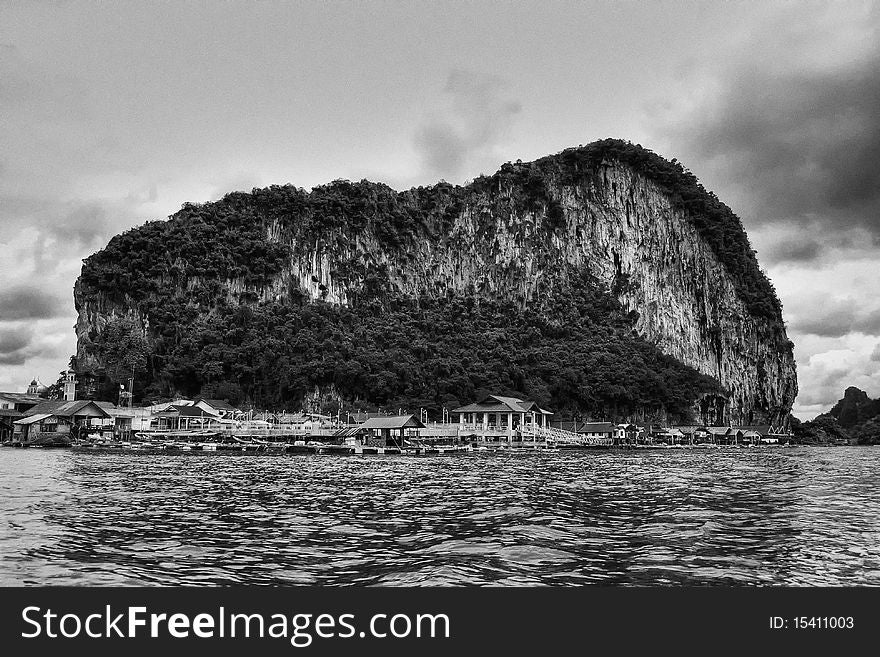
[1,448,878,585]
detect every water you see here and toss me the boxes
[1,447,878,586]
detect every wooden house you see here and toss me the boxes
[615,423,641,445]
[0,391,43,413]
[0,392,44,442]
[452,395,553,444]
[577,422,616,441]
[13,400,111,445]
[193,398,240,418]
[359,415,425,448]
[152,404,222,432]
[654,427,686,444]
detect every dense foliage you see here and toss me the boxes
[96,272,718,422]
[79,199,293,296]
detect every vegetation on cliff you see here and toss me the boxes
[76,139,785,416]
[81,270,719,420]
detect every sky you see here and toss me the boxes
[1,0,878,419]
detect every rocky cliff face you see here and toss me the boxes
[74,140,797,424]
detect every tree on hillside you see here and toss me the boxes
[94,317,150,388]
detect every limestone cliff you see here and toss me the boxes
[74,139,797,425]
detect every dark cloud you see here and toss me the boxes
[759,229,824,264]
[0,326,33,365]
[662,43,880,250]
[414,70,521,181]
[791,298,880,338]
[0,284,66,321]
[0,328,31,353]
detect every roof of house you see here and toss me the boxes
[705,426,732,435]
[452,394,552,415]
[579,422,615,432]
[194,398,239,412]
[23,400,111,419]
[14,413,54,426]
[0,409,24,418]
[360,414,425,430]
[157,405,221,418]
[738,425,771,435]
[145,400,193,412]
[0,392,43,405]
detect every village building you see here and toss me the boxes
[0,392,43,413]
[152,404,223,432]
[452,395,553,444]
[62,370,77,401]
[12,400,111,445]
[615,423,641,445]
[0,391,44,443]
[550,420,616,442]
[26,378,48,396]
[359,415,425,448]
[192,398,240,418]
[579,422,616,442]
[654,427,686,444]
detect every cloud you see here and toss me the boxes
[413,70,522,181]
[653,5,880,267]
[0,326,34,365]
[0,321,72,368]
[793,340,880,410]
[0,327,31,353]
[0,284,67,321]
[788,296,880,339]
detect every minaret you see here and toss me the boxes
[63,370,77,402]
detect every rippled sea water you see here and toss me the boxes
[1,447,879,586]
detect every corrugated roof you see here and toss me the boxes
[14,413,54,425]
[452,394,552,415]
[24,400,111,418]
[158,405,221,418]
[0,392,43,405]
[738,425,771,435]
[360,415,425,430]
[194,398,239,412]
[580,422,615,432]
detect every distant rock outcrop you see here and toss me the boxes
[794,386,880,444]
